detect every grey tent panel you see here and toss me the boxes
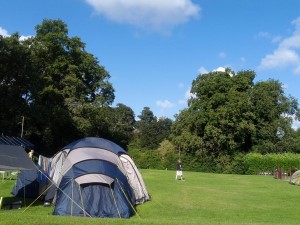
[0,136,34,149]
[0,144,37,170]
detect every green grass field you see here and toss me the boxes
[1,169,300,225]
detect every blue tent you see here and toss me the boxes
[12,168,48,199]
[50,137,136,218]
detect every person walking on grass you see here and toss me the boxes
[176,160,184,180]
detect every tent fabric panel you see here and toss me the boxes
[54,182,134,218]
[12,170,39,198]
[0,136,35,149]
[12,167,49,199]
[75,174,114,185]
[50,149,69,184]
[60,147,125,178]
[290,170,300,185]
[62,137,126,155]
[120,154,150,204]
[0,144,37,171]
[60,160,129,189]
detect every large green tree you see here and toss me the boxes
[171,69,300,161]
[251,79,299,153]
[135,107,172,149]
[0,19,115,155]
[0,33,33,136]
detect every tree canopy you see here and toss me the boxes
[171,69,300,159]
[0,19,129,155]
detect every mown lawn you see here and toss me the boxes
[0,169,300,225]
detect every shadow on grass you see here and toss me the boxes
[1,196,44,210]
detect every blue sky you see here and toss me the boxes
[1,0,300,128]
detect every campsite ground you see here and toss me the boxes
[1,169,300,225]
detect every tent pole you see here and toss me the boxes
[71,179,74,216]
[109,183,121,218]
[42,175,92,217]
[23,172,26,207]
[22,180,54,213]
[116,178,140,218]
[78,183,86,217]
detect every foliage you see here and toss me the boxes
[0,19,136,155]
[244,152,300,174]
[0,33,34,136]
[170,69,300,171]
[128,148,162,169]
[156,140,178,170]
[135,107,172,150]
[172,70,257,158]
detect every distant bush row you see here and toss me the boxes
[244,152,300,174]
[128,143,300,174]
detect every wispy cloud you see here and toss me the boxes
[292,119,300,130]
[212,66,226,72]
[178,87,196,106]
[0,26,33,41]
[259,17,300,74]
[0,27,9,37]
[19,35,33,41]
[178,83,184,89]
[255,31,271,39]
[218,52,226,59]
[255,31,281,43]
[259,48,299,69]
[85,0,200,33]
[185,88,196,99]
[198,66,208,75]
[156,100,175,110]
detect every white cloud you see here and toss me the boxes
[289,114,300,130]
[292,119,300,130]
[259,17,300,74]
[156,100,175,109]
[292,17,300,33]
[212,66,226,72]
[0,27,33,41]
[279,34,300,49]
[282,83,288,90]
[255,31,281,43]
[272,35,282,43]
[178,99,186,105]
[19,35,33,41]
[85,0,200,33]
[259,48,300,69]
[184,88,196,99]
[0,27,9,37]
[198,66,208,75]
[178,87,196,107]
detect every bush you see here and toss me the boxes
[244,152,300,174]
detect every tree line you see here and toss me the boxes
[1,19,300,172]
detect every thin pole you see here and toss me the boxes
[21,116,24,138]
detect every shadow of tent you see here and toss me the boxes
[0,197,22,210]
[0,196,45,210]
